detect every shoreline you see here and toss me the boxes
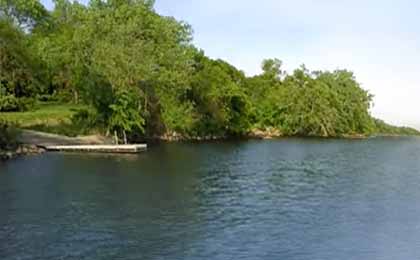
[155,129,370,142]
[0,145,45,161]
[2,129,418,161]
[154,130,419,142]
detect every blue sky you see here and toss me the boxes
[41,0,420,129]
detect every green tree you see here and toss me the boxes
[0,0,48,30]
[109,88,145,143]
[1,0,413,140]
[0,19,43,101]
[187,54,250,136]
[31,0,89,103]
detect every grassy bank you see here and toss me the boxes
[0,102,93,137]
[1,102,84,127]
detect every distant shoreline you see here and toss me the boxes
[2,129,418,162]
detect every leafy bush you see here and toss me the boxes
[37,94,57,102]
[0,95,35,112]
[109,89,145,143]
[54,91,74,103]
[17,97,36,111]
[71,108,99,134]
[0,120,19,150]
[0,95,19,112]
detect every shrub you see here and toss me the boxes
[37,94,58,102]
[17,97,36,111]
[0,120,18,150]
[71,108,99,134]
[0,95,19,111]
[0,95,35,112]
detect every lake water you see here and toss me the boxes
[1,137,420,260]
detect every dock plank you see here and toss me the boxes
[44,144,147,154]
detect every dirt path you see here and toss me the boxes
[18,130,113,147]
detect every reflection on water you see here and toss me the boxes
[1,137,420,259]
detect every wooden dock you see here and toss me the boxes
[44,144,147,154]
[18,130,147,154]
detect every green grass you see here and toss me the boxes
[0,102,90,136]
[0,102,85,127]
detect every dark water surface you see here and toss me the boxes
[1,137,420,260]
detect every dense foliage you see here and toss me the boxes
[373,119,420,136]
[0,120,18,151]
[0,0,418,141]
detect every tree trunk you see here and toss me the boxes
[114,131,119,145]
[73,90,79,104]
[123,130,127,144]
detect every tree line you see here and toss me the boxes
[1,0,418,142]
